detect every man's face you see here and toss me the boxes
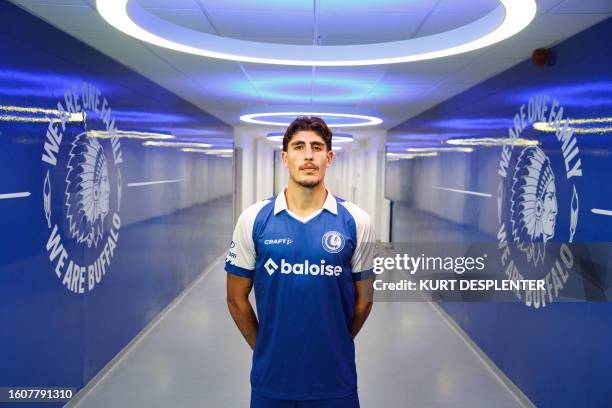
[541,179,557,238]
[281,130,334,188]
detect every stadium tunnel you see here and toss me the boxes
[1,1,611,407]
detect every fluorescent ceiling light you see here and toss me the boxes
[330,134,354,143]
[241,106,382,127]
[96,0,536,66]
[88,130,174,140]
[406,147,474,153]
[387,152,439,160]
[533,117,612,134]
[0,105,83,123]
[204,149,234,155]
[181,148,234,155]
[266,132,284,142]
[445,137,539,146]
[181,148,209,153]
[143,141,212,148]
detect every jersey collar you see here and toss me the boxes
[274,187,338,216]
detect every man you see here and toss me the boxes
[225,116,375,408]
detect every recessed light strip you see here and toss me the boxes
[241,106,382,127]
[96,0,536,66]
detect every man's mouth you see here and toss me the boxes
[301,165,318,170]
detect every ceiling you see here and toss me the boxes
[10,0,612,133]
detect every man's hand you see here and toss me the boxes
[350,277,374,338]
[227,274,259,350]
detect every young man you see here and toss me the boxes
[225,116,375,408]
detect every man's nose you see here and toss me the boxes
[304,145,314,159]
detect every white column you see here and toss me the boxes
[328,130,390,242]
[233,126,256,217]
[255,138,275,201]
[233,126,278,216]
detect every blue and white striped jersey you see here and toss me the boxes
[225,189,375,400]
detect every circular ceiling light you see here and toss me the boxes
[242,106,382,127]
[266,132,284,142]
[96,0,537,66]
[266,132,354,143]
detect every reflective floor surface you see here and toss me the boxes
[69,256,524,408]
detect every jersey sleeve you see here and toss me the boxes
[341,201,376,281]
[225,201,268,279]
[351,211,376,281]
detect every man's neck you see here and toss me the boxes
[285,180,327,218]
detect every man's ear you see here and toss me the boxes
[281,150,288,168]
[326,150,334,167]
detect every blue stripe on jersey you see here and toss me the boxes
[352,269,374,281]
[225,262,254,278]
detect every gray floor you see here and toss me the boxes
[69,257,524,408]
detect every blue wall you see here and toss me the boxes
[0,2,233,404]
[388,17,612,408]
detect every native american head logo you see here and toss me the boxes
[509,146,558,266]
[65,132,110,248]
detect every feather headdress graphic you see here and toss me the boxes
[65,132,110,248]
[510,146,558,267]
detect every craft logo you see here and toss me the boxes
[264,238,294,245]
[41,82,123,294]
[497,95,581,308]
[322,230,345,254]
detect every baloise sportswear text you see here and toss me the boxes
[225,191,375,400]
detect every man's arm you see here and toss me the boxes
[350,277,374,338]
[227,273,259,349]
[343,202,376,339]
[225,201,269,349]
[227,273,258,350]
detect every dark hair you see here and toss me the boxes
[283,116,332,152]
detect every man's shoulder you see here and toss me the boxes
[237,198,275,226]
[337,199,371,225]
